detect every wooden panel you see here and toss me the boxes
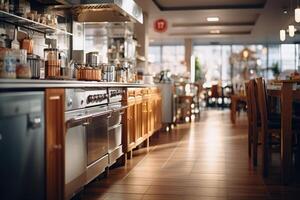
[122,87,162,153]
[45,89,65,200]
[135,99,143,143]
[142,100,148,137]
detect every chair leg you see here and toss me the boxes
[252,125,258,167]
[248,124,252,158]
[262,129,269,177]
[295,134,300,169]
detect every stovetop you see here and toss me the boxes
[65,88,108,111]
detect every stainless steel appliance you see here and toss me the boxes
[158,83,176,124]
[52,0,143,24]
[64,88,110,199]
[108,88,125,165]
[0,92,45,200]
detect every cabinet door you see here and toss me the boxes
[142,101,148,137]
[127,104,136,146]
[148,99,155,135]
[122,102,136,152]
[45,89,65,200]
[135,101,143,142]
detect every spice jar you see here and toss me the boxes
[44,48,60,79]
[0,48,16,78]
[16,49,31,79]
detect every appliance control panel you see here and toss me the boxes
[65,89,86,111]
[85,89,108,107]
[108,88,123,103]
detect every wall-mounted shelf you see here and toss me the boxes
[0,10,73,36]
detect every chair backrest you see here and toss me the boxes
[256,77,268,131]
[245,81,253,124]
[211,84,219,98]
[247,79,260,127]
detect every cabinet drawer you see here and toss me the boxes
[108,125,122,152]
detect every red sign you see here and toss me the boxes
[154,19,168,33]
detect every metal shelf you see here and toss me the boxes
[0,10,72,36]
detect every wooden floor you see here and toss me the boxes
[81,110,300,200]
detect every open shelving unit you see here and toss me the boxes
[0,10,72,36]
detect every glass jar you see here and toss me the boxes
[44,48,60,79]
[0,48,16,78]
[16,49,31,79]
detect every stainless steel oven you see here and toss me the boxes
[65,88,111,199]
[65,108,87,200]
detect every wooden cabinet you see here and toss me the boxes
[122,87,162,158]
[45,89,65,200]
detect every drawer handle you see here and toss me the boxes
[49,96,60,100]
[53,144,62,150]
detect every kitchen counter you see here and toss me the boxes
[0,79,155,89]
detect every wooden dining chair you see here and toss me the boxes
[256,77,277,177]
[245,80,260,167]
[245,82,252,158]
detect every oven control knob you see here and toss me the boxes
[97,94,101,102]
[87,95,93,104]
[67,98,73,107]
[93,94,98,102]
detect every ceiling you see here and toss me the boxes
[135,0,300,45]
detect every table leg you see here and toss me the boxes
[231,96,237,124]
[281,83,293,184]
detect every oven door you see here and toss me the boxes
[85,106,111,165]
[65,109,87,200]
[85,106,111,183]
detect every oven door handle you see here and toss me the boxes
[66,110,112,128]
[112,105,128,113]
[66,116,88,128]
[74,110,111,120]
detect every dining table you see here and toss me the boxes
[267,79,300,184]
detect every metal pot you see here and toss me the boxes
[27,55,44,79]
[86,52,98,67]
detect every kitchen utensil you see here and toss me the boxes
[76,65,101,81]
[11,28,19,50]
[0,34,12,48]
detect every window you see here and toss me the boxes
[148,45,185,75]
[281,44,296,71]
[193,45,222,84]
[221,46,231,81]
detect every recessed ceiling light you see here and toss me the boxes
[210,30,220,34]
[207,17,219,22]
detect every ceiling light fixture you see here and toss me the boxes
[295,0,300,22]
[206,17,219,22]
[288,25,296,37]
[210,30,220,34]
[280,29,286,41]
